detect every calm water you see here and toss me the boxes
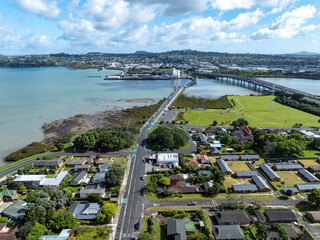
[258,77,320,95]
[0,67,311,165]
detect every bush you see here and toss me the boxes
[5,142,54,162]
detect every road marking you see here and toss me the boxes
[154,203,160,206]
[212,200,215,206]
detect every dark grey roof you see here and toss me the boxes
[74,164,90,170]
[34,159,63,167]
[66,159,87,165]
[264,209,296,222]
[69,202,100,220]
[232,184,258,192]
[298,169,320,182]
[167,218,187,240]
[253,209,266,222]
[80,183,105,195]
[252,175,270,190]
[235,171,258,178]
[295,183,320,191]
[274,163,303,171]
[2,200,27,219]
[203,182,213,190]
[216,159,232,173]
[260,164,280,180]
[283,187,299,194]
[70,171,87,184]
[239,155,260,160]
[92,172,106,181]
[215,211,250,224]
[220,155,239,161]
[212,225,245,240]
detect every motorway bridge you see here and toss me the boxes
[196,72,320,103]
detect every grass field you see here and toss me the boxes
[299,159,319,167]
[252,158,265,165]
[303,149,320,158]
[228,96,320,128]
[224,176,250,189]
[227,161,251,172]
[271,171,305,192]
[183,110,237,126]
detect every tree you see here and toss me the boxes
[308,188,320,207]
[205,185,219,197]
[101,202,117,216]
[55,142,65,151]
[271,223,288,240]
[26,222,48,240]
[178,154,187,169]
[73,131,98,151]
[231,118,248,127]
[105,167,125,187]
[96,213,106,224]
[88,193,102,203]
[254,200,266,209]
[16,183,27,192]
[221,134,232,145]
[158,177,170,186]
[255,222,268,240]
[213,120,218,126]
[49,209,77,231]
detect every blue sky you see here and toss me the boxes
[1,0,320,55]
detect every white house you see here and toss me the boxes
[156,153,179,167]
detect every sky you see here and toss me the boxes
[1,0,320,55]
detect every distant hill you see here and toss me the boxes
[134,51,153,55]
[285,51,320,56]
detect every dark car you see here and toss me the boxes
[209,207,219,211]
[134,222,140,230]
[188,201,197,206]
[140,175,145,180]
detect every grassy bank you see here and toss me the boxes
[173,95,232,109]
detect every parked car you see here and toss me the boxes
[140,175,145,180]
[134,222,140,230]
[209,207,218,211]
[188,201,197,206]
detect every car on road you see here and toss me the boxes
[134,222,140,230]
[209,207,219,211]
[140,175,145,180]
[188,201,197,206]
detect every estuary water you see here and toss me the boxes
[0,67,304,165]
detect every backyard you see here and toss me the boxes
[227,161,251,172]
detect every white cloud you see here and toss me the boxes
[251,5,317,40]
[79,0,156,31]
[227,9,263,30]
[210,0,256,11]
[66,0,80,11]
[13,0,61,20]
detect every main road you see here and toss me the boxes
[116,86,185,239]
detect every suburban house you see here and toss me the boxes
[185,159,199,168]
[204,126,217,137]
[266,225,301,240]
[235,171,258,178]
[169,174,188,182]
[74,164,90,172]
[252,175,271,192]
[260,164,281,181]
[79,183,106,199]
[189,128,202,134]
[216,159,232,174]
[309,165,320,173]
[168,181,198,193]
[295,183,320,192]
[210,147,220,155]
[232,184,258,193]
[273,163,303,171]
[195,133,208,144]
[213,211,251,225]
[13,171,68,188]
[231,127,253,143]
[66,158,87,167]
[220,155,239,161]
[283,187,299,195]
[270,128,288,136]
[92,172,106,183]
[33,158,64,168]
[0,190,18,203]
[298,169,320,183]
[39,229,71,240]
[167,218,187,240]
[253,209,266,222]
[212,225,245,240]
[69,202,100,220]
[156,153,179,167]
[197,170,211,177]
[0,176,8,187]
[239,155,260,161]
[2,200,28,220]
[210,141,222,149]
[198,155,210,164]
[264,209,296,223]
[96,158,114,165]
[99,164,113,172]
[0,223,19,240]
[203,181,213,190]
[70,171,88,184]
[307,211,320,223]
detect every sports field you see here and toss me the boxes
[228,96,320,128]
[183,110,237,126]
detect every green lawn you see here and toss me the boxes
[303,149,320,158]
[183,110,237,126]
[271,171,305,193]
[227,161,251,172]
[224,176,250,189]
[252,158,265,165]
[228,96,320,128]
[64,186,80,193]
